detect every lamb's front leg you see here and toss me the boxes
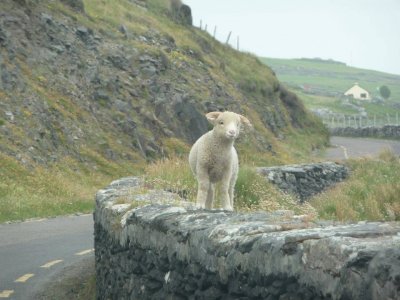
[205,183,215,209]
[220,182,233,211]
[196,169,210,209]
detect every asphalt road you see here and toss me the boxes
[326,136,400,160]
[0,214,94,299]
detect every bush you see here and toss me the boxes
[379,85,391,100]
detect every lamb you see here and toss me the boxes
[189,111,251,211]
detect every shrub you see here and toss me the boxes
[379,85,391,100]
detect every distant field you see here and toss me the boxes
[260,57,400,101]
[260,57,400,123]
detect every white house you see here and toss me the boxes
[344,83,371,100]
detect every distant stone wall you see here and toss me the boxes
[94,177,400,300]
[257,162,348,201]
[330,125,400,139]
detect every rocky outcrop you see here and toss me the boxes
[170,0,192,26]
[330,126,400,140]
[94,177,400,300]
[257,162,349,201]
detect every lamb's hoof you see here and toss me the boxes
[196,203,206,210]
[223,206,234,212]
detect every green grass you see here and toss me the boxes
[311,150,400,221]
[78,274,96,300]
[0,154,140,223]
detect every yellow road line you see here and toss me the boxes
[0,290,14,298]
[40,259,63,268]
[75,248,94,256]
[15,273,34,283]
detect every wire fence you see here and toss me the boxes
[321,113,400,128]
[198,20,240,51]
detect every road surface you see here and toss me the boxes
[0,214,94,299]
[326,136,400,160]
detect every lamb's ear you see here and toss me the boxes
[239,115,252,127]
[205,111,222,124]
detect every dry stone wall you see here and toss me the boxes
[330,125,400,140]
[94,177,400,300]
[257,162,348,201]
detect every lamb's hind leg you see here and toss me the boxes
[229,183,234,209]
[229,167,238,210]
[205,183,215,209]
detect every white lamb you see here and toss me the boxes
[189,111,251,211]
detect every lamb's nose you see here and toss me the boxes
[228,130,236,136]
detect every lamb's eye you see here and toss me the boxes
[219,121,224,125]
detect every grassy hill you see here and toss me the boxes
[260,57,400,123]
[0,0,327,222]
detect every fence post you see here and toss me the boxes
[226,31,232,44]
[200,20,202,30]
[205,24,207,32]
[213,26,217,38]
[237,36,240,51]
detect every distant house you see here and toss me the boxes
[344,83,371,100]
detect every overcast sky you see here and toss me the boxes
[184,0,400,75]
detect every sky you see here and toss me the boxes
[184,0,400,75]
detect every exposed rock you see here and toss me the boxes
[118,24,128,38]
[95,177,400,300]
[257,162,349,201]
[178,4,192,26]
[170,0,192,26]
[60,0,85,13]
[172,98,209,143]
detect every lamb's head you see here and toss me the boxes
[206,111,252,140]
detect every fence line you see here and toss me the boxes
[321,113,400,128]
[197,20,239,50]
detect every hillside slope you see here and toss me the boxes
[0,0,327,221]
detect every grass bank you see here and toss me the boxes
[311,150,400,221]
[0,154,140,223]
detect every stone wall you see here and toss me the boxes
[94,177,400,300]
[330,125,400,139]
[257,162,348,201]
